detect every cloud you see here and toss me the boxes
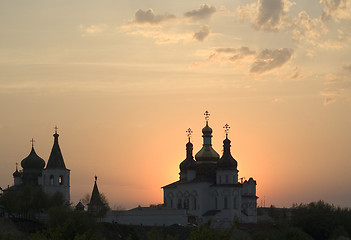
[343,64,351,72]
[320,0,351,21]
[291,11,326,42]
[120,26,192,44]
[237,0,294,31]
[321,73,351,105]
[209,46,256,63]
[133,9,176,25]
[79,24,108,34]
[210,46,256,63]
[184,4,216,20]
[193,46,293,75]
[193,25,210,41]
[250,48,293,74]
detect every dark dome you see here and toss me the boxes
[21,147,45,169]
[202,124,212,135]
[13,169,21,178]
[218,138,237,170]
[180,141,196,171]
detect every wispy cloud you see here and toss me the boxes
[250,48,293,74]
[192,46,293,76]
[79,24,108,35]
[321,73,351,105]
[184,4,216,21]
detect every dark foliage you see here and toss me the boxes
[291,200,351,240]
[0,185,66,219]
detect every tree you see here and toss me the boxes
[0,185,66,219]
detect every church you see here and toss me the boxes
[105,112,257,227]
[162,111,257,225]
[11,127,70,203]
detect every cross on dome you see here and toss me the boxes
[223,123,230,138]
[204,110,210,123]
[54,125,59,134]
[30,138,35,147]
[186,128,193,141]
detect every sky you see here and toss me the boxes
[0,0,351,209]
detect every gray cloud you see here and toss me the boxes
[250,48,293,73]
[237,0,293,31]
[134,9,176,25]
[256,0,285,30]
[193,25,210,41]
[184,4,216,20]
[213,46,256,62]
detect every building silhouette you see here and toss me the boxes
[11,128,70,203]
[162,112,257,225]
[105,112,257,226]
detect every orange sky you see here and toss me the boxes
[1,0,351,209]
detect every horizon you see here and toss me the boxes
[1,0,351,210]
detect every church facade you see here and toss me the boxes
[105,112,257,227]
[12,128,70,203]
[162,113,257,226]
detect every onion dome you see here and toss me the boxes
[21,146,45,169]
[46,129,66,169]
[179,140,196,171]
[218,136,237,170]
[195,121,220,162]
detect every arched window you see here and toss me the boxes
[50,175,54,185]
[59,176,63,185]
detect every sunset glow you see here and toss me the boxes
[1,0,351,209]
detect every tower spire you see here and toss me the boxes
[46,127,66,169]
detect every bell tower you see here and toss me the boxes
[42,126,70,203]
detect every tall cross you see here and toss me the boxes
[204,110,210,122]
[30,138,35,147]
[54,125,59,134]
[186,128,193,141]
[223,123,230,138]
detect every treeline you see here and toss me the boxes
[1,198,351,239]
[255,201,351,240]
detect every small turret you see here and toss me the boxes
[179,128,196,181]
[216,124,239,184]
[13,163,22,186]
